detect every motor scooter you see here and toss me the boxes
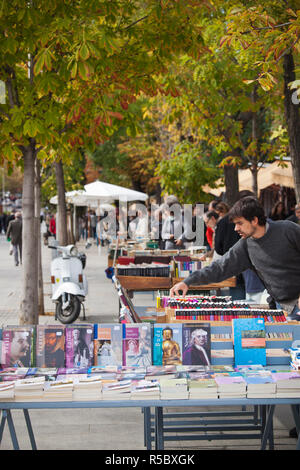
[49,243,90,324]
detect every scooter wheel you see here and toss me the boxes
[55,295,81,324]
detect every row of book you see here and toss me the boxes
[173,261,202,278]
[157,294,232,308]
[116,263,171,277]
[0,318,274,370]
[173,308,286,323]
[1,364,300,402]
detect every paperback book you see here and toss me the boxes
[188,378,218,399]
[232,318,266,367]
[36,325,65,368]
[94,324,123,366]
[130,379,160,400]
[1,326,35,368]
[159,377,189,399]
[65,324,94,368]
[122,324,152,367]
[182,323,211,366]
[152,324,182,366]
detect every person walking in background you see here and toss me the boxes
[6,211,22,266]
[49,213,56,238]
[269,201,287,221]
[287,203,300,224]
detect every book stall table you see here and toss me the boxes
[131,295,300,450]
[2,397,300,450]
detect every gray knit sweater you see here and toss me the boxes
[184,220,300,304]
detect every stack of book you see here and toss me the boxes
[159,377,189,400]
[72,375,103,401]
[43,378,74,401]
[14,376,45,401]
[271,371,300,398]
[214,375,247,398]
[244,373,276,398]
[188,377,218,399]
[102,379,132,400]
[0,381,15,401]
[131,379,160,400]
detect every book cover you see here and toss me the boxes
[122,324,152,367]
[65,324,94,368]
[36,325,65,368]
[1,326,35,368]
[232,318,266,367]
[152,324,182,366]
[94,324,122,366]
[182,323,211,366]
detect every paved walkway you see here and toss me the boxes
[0,235,298,450]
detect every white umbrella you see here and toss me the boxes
[84,180,148,202]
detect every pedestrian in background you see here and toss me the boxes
[6,211,22,266]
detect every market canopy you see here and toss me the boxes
[203,161,294,197]
[84,180,148,202]
[49,189,115,211]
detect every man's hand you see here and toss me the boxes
[170,281,189,297]
[175,239,183,246]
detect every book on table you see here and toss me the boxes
[271,371,300,397]
[214,375,247,398]
[131,379,160,400]
[94,323,123,367]
[1,326,35,368]
[159,377,189,399]
[152,324,183,366]
[188,378,218,399]
[122,323,152,368]
[65,324,94,369]
[232,318,266,367]
[72,375,103,401]
[36,325,65,368]
[14,376,45,401]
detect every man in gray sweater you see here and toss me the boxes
[170,197,300,320]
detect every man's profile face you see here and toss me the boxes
[295,207,300,220]
[10,332,29,361]
[233,216,258,239]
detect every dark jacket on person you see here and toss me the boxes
[6,217,22,245]
[184,220,300,307]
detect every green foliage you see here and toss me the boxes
[156,141,222,204]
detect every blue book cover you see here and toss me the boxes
[152,324,182,366]
[232,318,266,367]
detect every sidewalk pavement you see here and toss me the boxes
[0,235,298,450]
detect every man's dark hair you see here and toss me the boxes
[228,196,267,226]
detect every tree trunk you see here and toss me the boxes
[55,159,68,245]
[283,52,300,203]
[35,158,45,317]
[251,166,258,197]
[223,164,239,207]
[20,145,38,325]
[251,85,259,198]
